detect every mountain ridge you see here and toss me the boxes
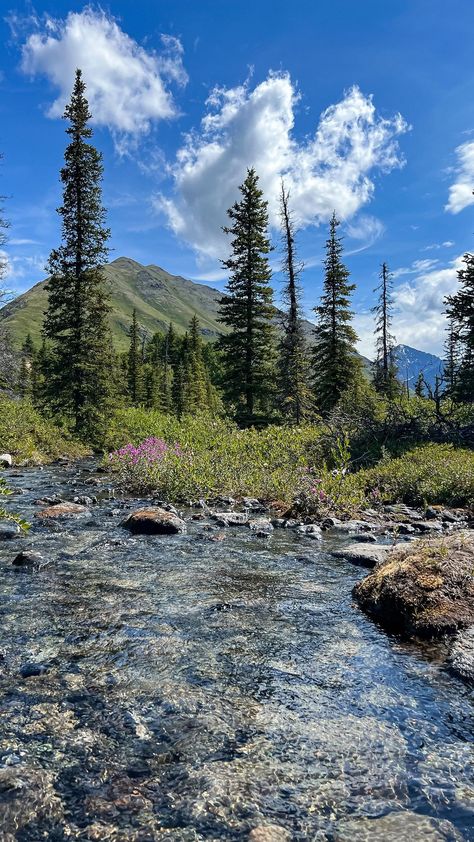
[0,258,441,383]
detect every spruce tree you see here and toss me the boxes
[414,371,425,398]
[278,182,312,424]
[42,69,112,440]
[312,212,362,414]
[127,309,144,405]
[219,168,276,425]
[445,252,474,403]
[443,317,461,396]
[372,262,400,398]
[0,152,9,299]
[17,334,36,397]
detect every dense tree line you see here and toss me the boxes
[2,69,473,443]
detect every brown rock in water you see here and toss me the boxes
[121,507,186,535]
[35,502,89,519]
[353,531,474,637]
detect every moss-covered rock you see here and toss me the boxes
[353,531,474,637]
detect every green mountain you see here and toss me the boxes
[0,256,318,352]
[0,257,230,351]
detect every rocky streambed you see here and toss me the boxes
[0,460,473,841]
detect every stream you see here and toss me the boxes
[0,461,472,841]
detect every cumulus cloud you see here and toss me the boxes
[18,8,187,150]
[155,74,408,262]
[446,141,474,213]
[355,256,462,358]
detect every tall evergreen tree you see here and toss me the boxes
[277,182,312,424]
[42,69,112,440]
[0,152,9,300]
[127,309,144,405]
[372,262,400,397]
[219,168,276,425]
[312,212,362,414]
[445,252,474,402]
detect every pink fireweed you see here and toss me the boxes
[108,437,185,492]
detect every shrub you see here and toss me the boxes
[360,444,474,508]
[107,410,325,501]
[0,398,88,464]
[0,477,29,530]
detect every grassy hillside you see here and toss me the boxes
[0,257,227,351]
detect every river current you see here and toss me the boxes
[0,461,472,841]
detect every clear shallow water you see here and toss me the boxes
[0,462,472,841]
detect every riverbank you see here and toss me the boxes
[0,459,472,840]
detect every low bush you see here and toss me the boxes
[360,443,474,508]
[0,398,88,464]
[107,410,325,501]
[107,411,474,512]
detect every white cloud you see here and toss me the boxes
[355,255,462,358]
[445,140,474,213]
[19,8,187,150]
[155,74,409,262]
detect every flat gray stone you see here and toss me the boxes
[332,542,391,568]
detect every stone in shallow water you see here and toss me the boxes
[35,502,89,519]
[12,550,47,569]
[19,662,50,678]
[212,511,249,526]
[121,506,186,534]
[334,811,463,841]
[297,523,322,539]
[249,518,274,533]
[248,825,291,841]
[332,543,391,568]
[0,525,21,540]
[448,626,474,682]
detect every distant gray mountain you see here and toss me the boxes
[394,344,444,391]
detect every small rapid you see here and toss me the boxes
[0,461,472,841]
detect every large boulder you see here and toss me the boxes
[353,531,474,637]
[332,542,391,568]
[121,507,186,535]
[0,453,12,468]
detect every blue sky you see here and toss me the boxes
[1,0,474,357]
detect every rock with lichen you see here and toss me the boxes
[353,531,474,637]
